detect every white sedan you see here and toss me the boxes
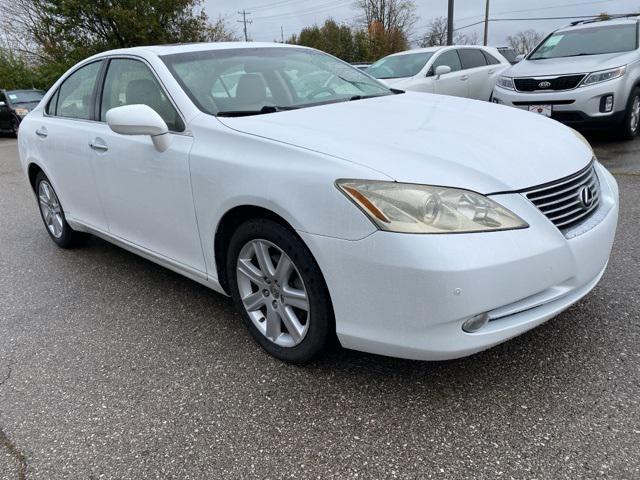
[367,46,510,101]
[18,43,618,363]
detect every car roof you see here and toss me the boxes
[92,41,306,58]
[559,15,640,32]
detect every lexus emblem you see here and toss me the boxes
[578,185,595,209]
[538,81,552,89]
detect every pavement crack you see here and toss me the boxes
[0,360,14,388]
[0,427,27,480]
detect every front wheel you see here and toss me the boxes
[227,219,334,364]
[35,172,89,248]
[620,87,640,140]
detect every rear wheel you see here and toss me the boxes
[620,87,640,140]
[35,172,89,248]
[227,218,334,364]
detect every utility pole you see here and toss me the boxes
[447,0,454,45]
[281,26,284,43]
[483,0,490,46]
[238,10,253,42]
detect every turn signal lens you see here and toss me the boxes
[336,180,529,234]
[582,66,626,86]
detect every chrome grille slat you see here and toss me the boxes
[524,163,600,233]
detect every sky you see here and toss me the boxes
[204,0,639,45]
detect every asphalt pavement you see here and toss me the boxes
[0,133,638,480]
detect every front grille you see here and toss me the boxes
[514,74,585,92]
[524,163,600,232]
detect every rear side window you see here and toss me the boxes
[56,61,102,120]
[482,51,501,65]
[431,50,462,73]
[459,49,488,69]
[100,58,184,132]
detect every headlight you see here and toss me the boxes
[582,66,626,86]
[337,180,529,234]
[14,108,29,117]
[496,76,515,90]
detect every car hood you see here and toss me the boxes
[506,51,634,77]
[378,77,413,87]
[217,92,592,194]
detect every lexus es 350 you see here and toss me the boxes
[18,43,618,363]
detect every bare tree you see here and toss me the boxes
[419,17,479,47]
[356,0,418,36]
[507,29,544,55]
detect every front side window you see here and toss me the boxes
[367,52,434,79]
[458,49,488,69]
[56,61,102,120]
[431,50,462,73]
[162,47,392,116]
[530,24,638,60]
[100,58,184,132]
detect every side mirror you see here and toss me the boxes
[0,101,5,107]
[435,65,452,79]
[106,104,172,152]
[515,54,525,63]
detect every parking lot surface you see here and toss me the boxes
[0,134,639,479]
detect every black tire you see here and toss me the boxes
[35,171,89,248]
[620,87,640,140]
[227,218,334,364]
[10,117,19,137]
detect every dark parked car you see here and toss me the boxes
[0,89,46,135]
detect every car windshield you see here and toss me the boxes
[6,90,45,104]
[161,47,392,116]
[366,52,434,79]
[529,23,638,60]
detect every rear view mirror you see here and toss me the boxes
[435,65,452,79]
[106,104,172,152]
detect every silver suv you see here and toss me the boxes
[493,15,640,139]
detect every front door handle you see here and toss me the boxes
[89,139,109,152]
[35,127,48,138]
[460,75,469,81]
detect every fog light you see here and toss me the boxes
[462,313,490,333]
[600,95,614,113]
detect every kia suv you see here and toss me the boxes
[493,15,640,139]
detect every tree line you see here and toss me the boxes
[0,0,545,91]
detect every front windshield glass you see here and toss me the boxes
[161,47,392,116]
[366,52,434,79]
[7,90,45,104]
[529,24,638,60]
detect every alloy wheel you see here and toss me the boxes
[38,181,64,238]
[630,96,640,133]
[236,239,310,348]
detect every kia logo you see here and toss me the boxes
[578,185,595,209]
[538,81,552,89]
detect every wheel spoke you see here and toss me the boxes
[242,291,266,312]
[42,208,51,223]
[253,241,276,278]
[265,308,281,341]
[237,259,265,286]
[282,285,309,311]
[274,254,294,286]
[281,306,304,343]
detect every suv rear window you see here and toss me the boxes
[530,23,638,60]
[458,49,488,69]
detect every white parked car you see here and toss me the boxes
[18,43,618,364]
[366,46,510,101]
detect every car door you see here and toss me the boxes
[428,49,469,98]
[33,60,110,230]
[87,57,206,272]
[457,48,493,100]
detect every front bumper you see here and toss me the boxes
[493,78,627,128]
[300,163,619,361]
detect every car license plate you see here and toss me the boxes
[528,105,552,117]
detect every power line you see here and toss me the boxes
[251,0,352,20]
[238,10,253,41]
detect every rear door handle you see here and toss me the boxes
[35,127,48,138]
[89,139,109,152]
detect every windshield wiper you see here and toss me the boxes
[349,93,392,101]
[216,105,298,117]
